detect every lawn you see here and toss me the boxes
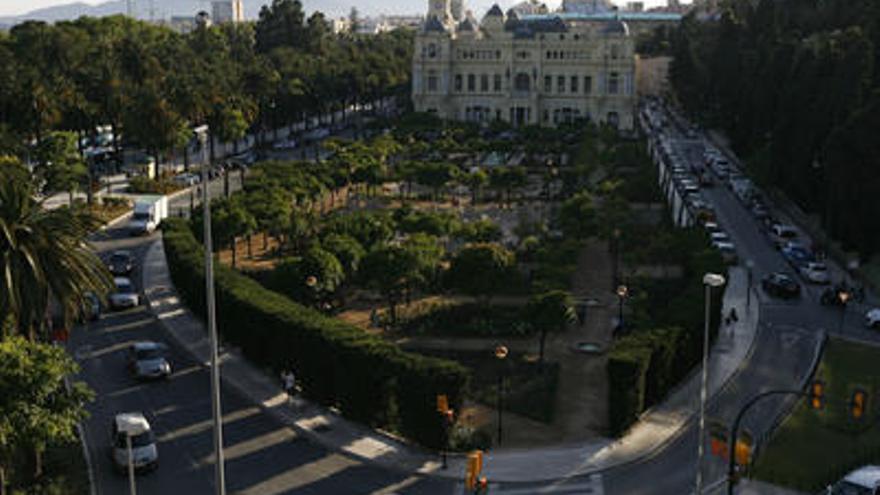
[752,339,880,492]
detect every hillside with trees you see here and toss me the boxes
[670,0,880,260]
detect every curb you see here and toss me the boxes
[139,237,460,481]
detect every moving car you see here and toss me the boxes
[107,250,134,276]
[800,262,830,285]
[127,342,171,380]
[866,308,880,330]
[171,172,200,187]
[109,277,139,310]
[826,465,880,494]
[111,412,158,473]
[762,272,801,299]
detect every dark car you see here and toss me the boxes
[107,250,134,276]
[762,272,801,299]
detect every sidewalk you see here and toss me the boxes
[141,237,762,482]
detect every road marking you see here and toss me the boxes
[370,475,423,494]
[237,453,358,495]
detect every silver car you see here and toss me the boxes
[109,277,139,310]
[111,412,158,473]
[127,342,171,380]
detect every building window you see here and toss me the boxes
[611,44,620,60]
[467,74,476,92]
[494,74,502,92]
[481,74,489,92]
[570,75,578,93]
[557,75,565,93]
[544,75,552,93]
[608,72,619,95]
[454,74,462,92]
[584,76,592,94]
[514,73,530,92]
[546,51,552,59]
[427,70,438,92]
[428,43,437,58]
[496,50,501,59]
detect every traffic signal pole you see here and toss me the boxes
[726,389,806,495]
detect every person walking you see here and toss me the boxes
[281,369,296,399]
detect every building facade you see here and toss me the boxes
[411,1,638,129]
[211,0,244,24]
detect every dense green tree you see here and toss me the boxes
[0,336,94,493]
[446,243,515,305]
[359,244,422,323]
[526,290,576,364]
[34,131,88,202]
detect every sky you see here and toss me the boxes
[0,0,680,17]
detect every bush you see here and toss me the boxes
[607,344,651,436]
[128,176,181,194]
[448,424,493,452]
[161,218,469,448]
[399,303,535,337]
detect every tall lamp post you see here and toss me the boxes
[696,272,726,495]
[612,229,622,288]
[838,290,851,336]
[494,345,508,446]
[745,260,754,309]
[616,284,628,332]
[196,125,227,495]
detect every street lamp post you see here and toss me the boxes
[612,228,622,288]
[126,433,136,495]
[616,284,628,332]
[696,272,726,495]
[494,345,508,446]
[838,290,851,336]
[196,125,227,495]
[745,260,754,309]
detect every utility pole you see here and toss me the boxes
[196,125,227,495]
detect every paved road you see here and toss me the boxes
[73,182,452,494]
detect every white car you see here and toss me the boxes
[827,465,880,494]
[800,262,830,285]
[866,308,880,330]
[111,412,158,473]
[110,277,139,310]
[128,342,171,380]
[710,231,731,244]
[172,173,200,187]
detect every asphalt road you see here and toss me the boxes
[72,177,453,494]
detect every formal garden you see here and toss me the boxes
[163,112,725,449]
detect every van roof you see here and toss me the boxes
[114,412,151,436]
[844,465,880,487]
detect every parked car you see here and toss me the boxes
[128,342,171,380]
[770,223,799,248]
[782,245,815,269]
[107,250,134,276]
[713,241,738,263]
[172,172,200,187]
[826,465,880,494]
[762,272,801,299]
[110,412,158,473]
[800,262,830,284]
[110,277,139,310]
[865,309,880,330]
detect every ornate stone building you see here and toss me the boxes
[411,0,638,129]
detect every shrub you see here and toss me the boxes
[161,218,469,447]
[607,344,651,436]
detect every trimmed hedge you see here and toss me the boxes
[161,218,469,448]
[607,327,690,436]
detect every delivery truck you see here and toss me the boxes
[129,195,168,235]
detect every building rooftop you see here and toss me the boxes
[520,11,682,22]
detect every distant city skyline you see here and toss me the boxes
[0,0,689,18]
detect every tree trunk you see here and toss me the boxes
[224,169,230,198]
[539,328,547,364]
[263,231,269,250]
[231,238,237,268]
[247,234,253,258]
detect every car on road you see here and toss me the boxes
[111,412,158,473]
[107,250,134,276]
[866,309,880,330]
[782,244,815,269]
[172,172,200,187]
[109,277,139,310]
[78,291,101,323]
[712,241,738,263]
[826,465,880,494]
[127,342,171,380]
[800,261,830,284]
[762,272,801,299]
[770,223,799,248]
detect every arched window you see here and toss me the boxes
[514,73,531,92]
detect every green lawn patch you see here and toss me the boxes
[416,349,559,424]
[753,339,880,492]
[399,302,534,337]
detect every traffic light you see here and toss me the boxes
[465,450,483,490]
[810,380,825,410]
[851,389,867,420]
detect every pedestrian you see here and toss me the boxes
[281,369,296,398]
[729,307,738,323]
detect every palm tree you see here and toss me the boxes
[0,164,113,340]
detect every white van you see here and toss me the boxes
[111,412,158,473]
[827,465,880,494]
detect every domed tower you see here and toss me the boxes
[480,4,505,33]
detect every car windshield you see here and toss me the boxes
[831,481,874,495]
[110,254,129,264]
[116,281,133,293]
[115,430,155,448]
[136,348,163,360]
[132,212,150,221]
